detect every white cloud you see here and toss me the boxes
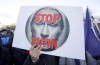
[0,0,100,24]
[0,6,20,25]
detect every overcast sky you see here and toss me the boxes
[0,0,100,25]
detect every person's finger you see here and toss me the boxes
[40,45,43,50]
[35,45,40,51]
[30,44,36,51]
[37,45,43,53]
[38,52,41,56]
[32,45,40,52]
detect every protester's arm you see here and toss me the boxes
[23,55,43,65]
[23,44,43,65]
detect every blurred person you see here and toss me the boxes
[0,29,14,65]
[0,28,29,65]
[10,47,29,65]
[6,30,29,65]
[0,29,28,65]
[23,44,58,65]
[0,29,12,48]
[0,45,11,65]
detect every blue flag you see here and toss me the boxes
[85,8,100,57]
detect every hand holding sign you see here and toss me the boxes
[29,44,43,62]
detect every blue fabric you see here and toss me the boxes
[85,8,100,57]
[1,36,9,45]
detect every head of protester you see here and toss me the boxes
[0,29,13,48]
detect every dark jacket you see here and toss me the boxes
[0,46,11,65]
[24,54,59,65]
[10,47,28,65]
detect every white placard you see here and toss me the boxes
[13,6,85,60]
